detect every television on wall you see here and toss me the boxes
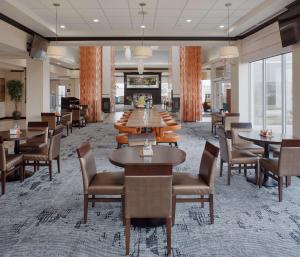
[29,34,49,61]
[126,74,159,89]
[278,3,300,47]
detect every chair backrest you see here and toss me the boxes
[231,122,252,146]
[278,139,300,176]
[125,173,172,219]
[61,112,72,124]
[217,127,231,162]
[72,109,80,121]
[76,142,97,194]
[41,113,56,130]
[224,113,240,131]
[27,121,49,144]
[199,142,219,191]
[211,112,222,123]
[48,127,63,160]
[162,123,181,132]
[0,137,6,171]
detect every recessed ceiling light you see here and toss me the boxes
[93,19,99,23]
[186,19,192,23]
[140,24,146,29]
[60,25,66,29]
[219,24,225,28]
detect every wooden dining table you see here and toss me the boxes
[239,131,295,187]
[109,145,186,227]
[0,129,46,180]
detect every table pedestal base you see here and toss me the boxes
[131,218,165,228]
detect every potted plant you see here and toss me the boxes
[6,80,23,120]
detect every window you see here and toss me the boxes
[250,53,292,134]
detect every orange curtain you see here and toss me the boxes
[180,46,202,122]
[80,46,102,122]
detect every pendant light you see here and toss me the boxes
[219,3,239,59]
[124,46,131,60]
[133,3,152,59]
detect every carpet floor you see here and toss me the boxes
[0,117,300,257]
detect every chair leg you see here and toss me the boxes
[92,195,95,207]
[174,142,178,148]
[220,159,223,177]
[227,164,231,185]
[286,176,291,187]
[172,194,176,225]
[125,218,131,256]
[238,164,241,174]
[122,195,125,225]
[1,171,6,194]
[66,125,69,136]
[278,176,283,202]
[34,161,37,172]
[49,161,52,181]
[201,195,204,208]
[57,156,61,173]
[117,143,122,149]
[166,217,172,256]
[84,194,88,224]
[209,194,214,224]
[255,164,259,186]
[71,125,73,133]
[244,164,247,177]
[259,167,264,188]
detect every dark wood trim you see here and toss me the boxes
[0,13,46,39]
[76,142,91,157]
[45,36,234,41]
[205,142,219,158]
[0,116,26,120]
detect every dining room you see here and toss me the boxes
[1,0,300,257]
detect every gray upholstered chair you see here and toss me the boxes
[76,142,124,224]
[0,137,23,194]
[124,171,172,255]
[217,127,259,185]
[23,126,63,181]
[224,113,240,132]
[259,139,300,202]
[172,141,219,225]
[19,122,49,153]
[231,122,264,155]
[60,112,73,136]
[41,112,57,130]
[211,112,222,135]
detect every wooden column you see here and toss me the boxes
[180,46,202,122]
[80,46,102,122]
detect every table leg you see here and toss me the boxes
[246,143,277,187]
[14,140,20,154]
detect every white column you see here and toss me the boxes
[74,78,80,99]
[26,57,50,121]
[171,46,180,97]
[292,43,300,137]
[102,46,111,99]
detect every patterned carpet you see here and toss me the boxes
[1,116,300,257]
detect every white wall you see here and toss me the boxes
[102,46,112,98]
[292,43,300,137]
[171,46,180,97]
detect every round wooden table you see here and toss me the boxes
[109,145,186,168]
[0,129,46,181]
[109,145,186,227]
[0,129,46,154]
[239,131,293,187]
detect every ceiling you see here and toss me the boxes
[0,0,295,37]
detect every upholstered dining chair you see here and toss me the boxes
[217,127,259,185]
[60,112,73,136]
[76,142,124,223]
[231,123,264,155]
[19,122,49,153]
[211,112,223,135]
[0,137,23,194]
[259,139,300,202]
[156,123,181,147]
[223,113,240,132]
[124,170,172,255]
[172,141,219,225]
[41,112,56,130]
[72,109,86,128]
[114,122,139,148]
[23,126,63,181]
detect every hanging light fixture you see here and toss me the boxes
[138,59,144,74]
[124,46,131,60]
[219,3,239,59]
[133,3,152,59]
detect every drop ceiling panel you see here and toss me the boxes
[158,0,188,9]
[68,0,100,8]
[78,9,105,18]
[100,0,129,9]
[128,0,158,9]
[104,8,131,16]
[185,0,216,9]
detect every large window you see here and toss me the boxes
[250,53,292,134]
